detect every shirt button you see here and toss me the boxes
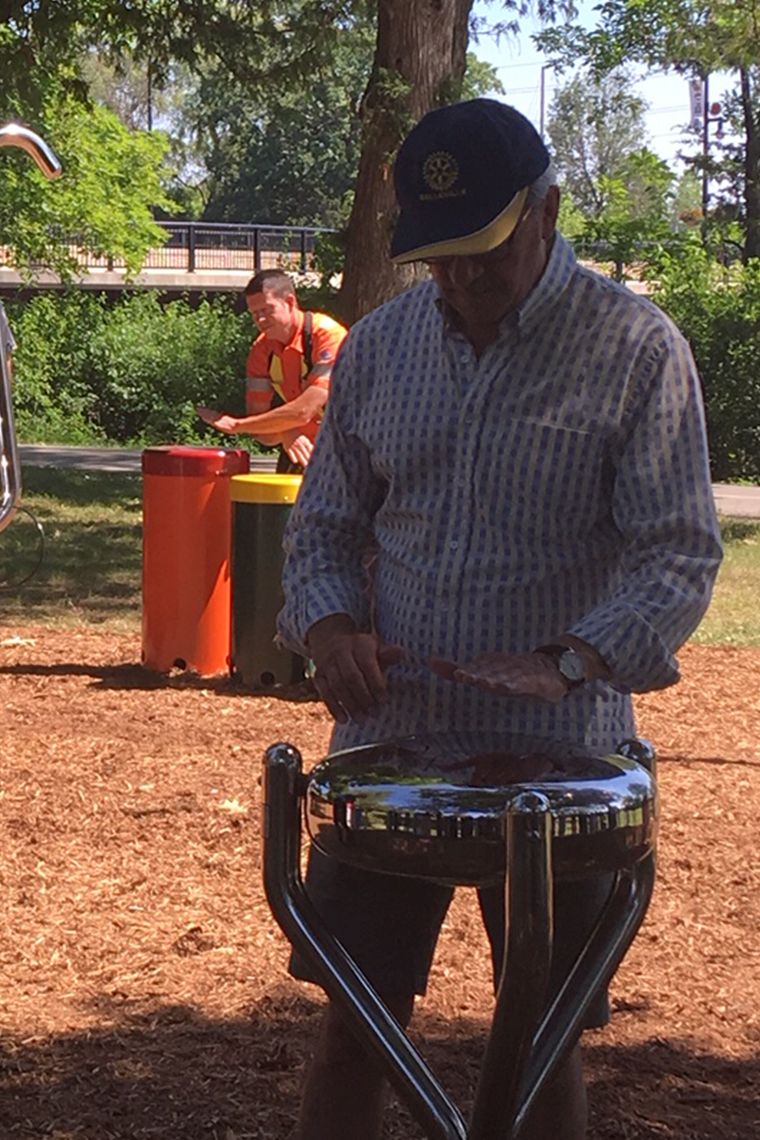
[450,540,459,551]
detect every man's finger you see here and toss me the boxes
[312,674,349,724]
[428,656,460,680]
[377,643,405,670]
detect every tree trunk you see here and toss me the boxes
[337,0,473,324]
[741,68,760,261]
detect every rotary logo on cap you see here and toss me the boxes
[422,151,459,195]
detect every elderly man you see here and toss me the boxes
[277,100,722,1140]
[197,268,347,471]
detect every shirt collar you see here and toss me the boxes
[284,307,305,351]
[516,231,576,338]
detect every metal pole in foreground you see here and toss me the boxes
[469,792,553,1140]
[0,123,62,535]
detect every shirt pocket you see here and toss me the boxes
[473,416,610,546]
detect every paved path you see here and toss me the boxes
[17,445,760,519]
[711,484,760,520]
[19,443,277,474]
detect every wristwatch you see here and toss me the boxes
[533,643,587,690]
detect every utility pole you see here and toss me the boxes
[701,74,710,226]
[539,65,551,136]
[700,73,724,235]
[147,59,153,131]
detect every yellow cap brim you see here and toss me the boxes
[391,186,529,264]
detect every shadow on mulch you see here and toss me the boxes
[1,993,758,1140]
[0,992,322,1140]
[0,660,316,701]
[584,1037,760,1140]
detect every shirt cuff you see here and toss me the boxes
[569,603,681,693]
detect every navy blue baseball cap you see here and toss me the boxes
[390,99,550,264]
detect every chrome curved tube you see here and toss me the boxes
[0,123,62,535]
[0,123,62,180]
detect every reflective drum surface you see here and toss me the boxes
[305,733,657,885]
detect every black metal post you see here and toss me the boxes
[702,73,710,235]
[188,224,196,273]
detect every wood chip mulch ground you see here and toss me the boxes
[1,630,759,1139]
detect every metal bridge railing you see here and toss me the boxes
[0,220,334,275]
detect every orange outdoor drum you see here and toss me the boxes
[141,445,250,675]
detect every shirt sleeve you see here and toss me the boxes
[246,336,273,413]
[304,317,348,391]
[569,325,723,692]
[277,330,380,654]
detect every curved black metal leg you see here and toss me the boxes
[262,744,468,1140]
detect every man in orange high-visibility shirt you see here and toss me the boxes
[197,268,347,471]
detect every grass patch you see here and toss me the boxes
[691,518,760,647]
[2,470,759,647]
[1,467,142,631]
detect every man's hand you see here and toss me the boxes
[307,614,404,723]
[429,651,572,703]
[196,406,240,434]
[281,429,313,467]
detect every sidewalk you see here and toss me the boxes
[711,484,760,520]
[17,445,760,518]
[19,443,277,474]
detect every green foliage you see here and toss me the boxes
[313,231,347,286]
[574,151,677,276]
[0,1,275,116]
[83,293,252,443]
[7,291,253,446]
[546,67,678,274]
[0,96,176,279]
[648,241,760,481]
[194,29,372,228]
[535,0,760,257]
[8,292,108,443]
[459,53,505,101]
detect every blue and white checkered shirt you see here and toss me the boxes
[278,234,722,754]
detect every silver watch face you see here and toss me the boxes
[558,649,585,683]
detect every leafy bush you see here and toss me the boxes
[8,291,108,443]
[81,292,250,443]
[7,290,253,446]
[648,243,760,483]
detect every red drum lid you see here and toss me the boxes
[141,446,250,476]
